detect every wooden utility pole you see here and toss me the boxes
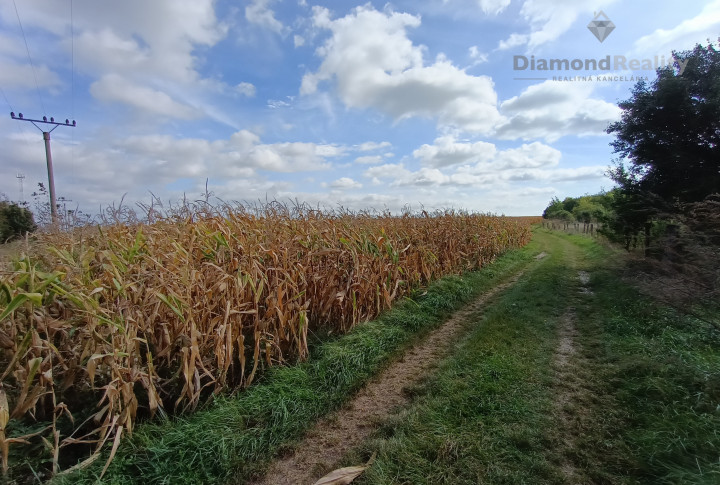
[10,112,75,225]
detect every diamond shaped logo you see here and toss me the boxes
[587,11,615,43]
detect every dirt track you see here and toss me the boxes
[250,268,530,485]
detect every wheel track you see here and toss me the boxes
[248,262,536,485]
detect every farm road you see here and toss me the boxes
[249,230,604,485]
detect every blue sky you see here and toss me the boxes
[0,0,718,216]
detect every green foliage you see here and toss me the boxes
[542,192,613,223]
[602,42,720,247]
[0,200,37,243]
[607,42,720,203]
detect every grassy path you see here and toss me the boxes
[251,265,529,485]
[329,230,720,484]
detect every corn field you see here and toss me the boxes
[0,204,538,478]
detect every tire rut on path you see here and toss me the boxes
[552,267,594,484]
[248,265,533,485]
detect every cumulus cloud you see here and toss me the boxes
[364,163,411,180]
[631,0,720,56]
[0,32,60,90]
[329,177,363,189]
[496,81,621,141]
[245,0,285,34]
[413,135,496,168]
[301,5,503,134]
[356,141,392,152]
[468,45,489,64]
[497,33,529,51]
[90,74,202,119]
[494,142,562,169]
[365,137,599,189]
[236,82,256,97]
[354,155,384,165]
[497,0,617,50]
[0,59,60,90]
[477,0,512,15]
[0,0,230,123]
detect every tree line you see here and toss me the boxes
[544,41,719,328]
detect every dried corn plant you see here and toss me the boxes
[0,204,538,478]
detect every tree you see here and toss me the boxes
[0,200,37,242]
[542,197,573,221]
[607,42,720,204]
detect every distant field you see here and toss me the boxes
[0,208,539,480]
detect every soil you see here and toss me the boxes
[551,270,593,483]
[249,268,529,485]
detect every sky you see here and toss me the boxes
[0,0,718,217]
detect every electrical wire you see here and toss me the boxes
[12,0,46,116]
[70,0,74,120]
[70,0,76,180]
[0,86,14,112]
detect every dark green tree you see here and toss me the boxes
[607,42,720,204]
[0,201,37,242]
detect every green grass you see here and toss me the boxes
[49,239,539,485]
[348,230,575,484]
[343,230,720,485]
[587,256,720,483]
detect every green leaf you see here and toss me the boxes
[0,292,42,322]
[156,292,186,323]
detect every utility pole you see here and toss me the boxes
[10,112,76,226]
[16,172,25,204]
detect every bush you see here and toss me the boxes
[0,201,37,242]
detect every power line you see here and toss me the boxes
[12,0,46,115]
[0,86,14,112]
[70,0,76,179]
[70,0,74,120]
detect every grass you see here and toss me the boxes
[348,229,574,484]
[49,236,539,485]
[587,254,720,483]
[344,230,720,484]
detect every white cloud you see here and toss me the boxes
[631,1,720,56]
[495,142,561,169]
[294,35,306,47]
[236,82,256,97]
[498,0,617,50]
[468,45,489,65]
[0,0,231,124]
[301,5,503,134]
[356,141,392,152]
[245,0,285,34]
[363,138,599,190]
[400,168,449,186]
[0,32,60,90]
[496,81,621,141]
[364,163,411,180]
[477,0,511,15]
[90,74,202,119]
[355,155,384,165]
[244,140,343,172]
[330,177,362,189]
[497,33,529,50]
[413,135,496,168]
[0,59,60,90]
